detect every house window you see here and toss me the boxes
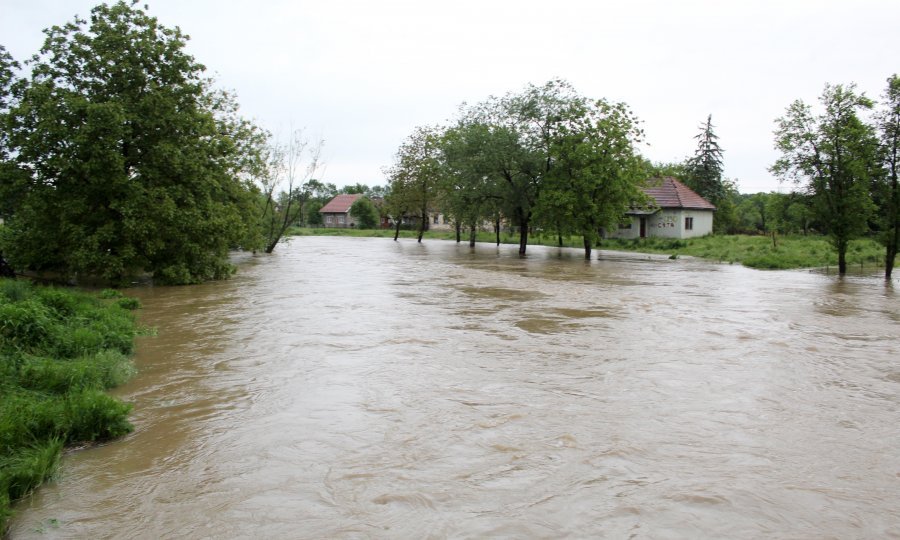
[326,215,333,225]
[619,221,632,230]
[685,217,694,230]
[433,215,439,224]
[338,215,346,224]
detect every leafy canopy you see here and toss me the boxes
[0,2,264,284]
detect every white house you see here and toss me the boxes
[608,177,716,239]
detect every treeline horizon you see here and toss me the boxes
[0,1,896,283]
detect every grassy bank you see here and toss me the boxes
[288,227,895,271]
[0,280,141,533]
[600,235,892,270]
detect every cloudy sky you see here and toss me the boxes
[3,0,899,193]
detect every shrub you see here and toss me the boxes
[0,300,56,353]
[0,280,32,303]
[115,297,141,310]
[98,289,123,299]
[64,390,133,443]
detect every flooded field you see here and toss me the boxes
[8,236,900,538]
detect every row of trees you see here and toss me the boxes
[0,2,333,285]
[383,80,650,259]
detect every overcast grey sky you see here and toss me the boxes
[3,0,899,193]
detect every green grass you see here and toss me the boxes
[0,279,140,533]
[601,234,892,270]
[288,227,896,271]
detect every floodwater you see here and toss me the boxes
[8,236,900,539]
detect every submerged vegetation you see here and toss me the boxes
[0,279,140,532]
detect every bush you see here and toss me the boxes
[0,280,31,303]
[0,300,56,353]
[116,297,141,310]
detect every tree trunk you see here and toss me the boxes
[417,211,426,243]
[393,218,401,241]
[838,245,847,275]
[558,231,563,247]
[886,228,898,280]
[455,221,461,243]
[518,222,529,256]
[495,218,501,246]
[583,236,592,260]
[469,225,477,248]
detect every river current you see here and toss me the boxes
[8,236,900,538]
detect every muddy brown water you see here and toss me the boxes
[8,236,900,538]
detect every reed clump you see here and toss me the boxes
[0,279,140,532]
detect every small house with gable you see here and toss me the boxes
[608,177,716,239]
[319,194,362,228]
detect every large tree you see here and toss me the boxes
[439,121,505,247]
[771,83,877,274]
[684,115,727,216]
[384,126,442,242]
[535,97,646,259]
[874,75,900,279]
[0,2,263,284]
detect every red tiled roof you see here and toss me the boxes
[642,177,716,210]
[319,194,362,214]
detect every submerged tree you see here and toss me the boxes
[439,121,505,247]
[0,2,264,284]
[771,83,877,275]
[874,75,900,279]
[384,126,442,242]
[258,129,323,253]
[535,97,647,259]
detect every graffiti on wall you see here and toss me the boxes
[656,214,676,228]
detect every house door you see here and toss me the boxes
[640,217,647,238]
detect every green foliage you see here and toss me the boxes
[349,197,380,229]
[684,115,727,204]
[304,199,324,226]
[389,80,647,256]
[385,126,444,242]
[873,74,900,278]
[98,289,123,299]
[0,279,138,530]
[18,351,135,395]
[0,2,264,285]
[772,83,878,274]
[0,439,62,502]
[256,130,323,253]
[603,234,890,270]
[116,297,142,310]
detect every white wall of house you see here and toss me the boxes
[610,209,714,239]
[323,212,357,228]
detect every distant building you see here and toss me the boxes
[319,194,362,228]
[607,177,716,239]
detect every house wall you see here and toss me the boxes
[609,209,714,239]
[428,212,454,231]
[322,212,357,228]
